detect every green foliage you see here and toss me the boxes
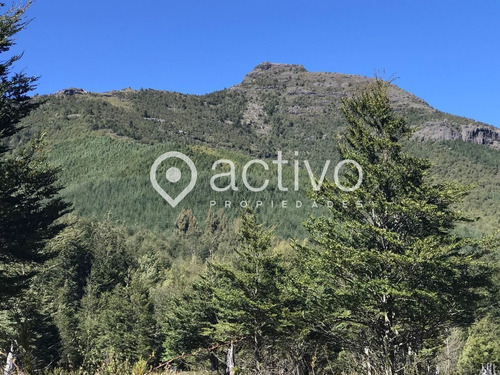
[204,210,294,371]
[0,5,70,370]
[1,28,499,374]
[160,210,302,373]
[160,274,217,368]
[406,140,500,236]
[457,316,500,375]
[175,208,200,237]
[0,2,70,303]
[4,210,240,373]
[7,71,500,239]
[0,141,70,300]
[296,80,494,374]
[0,2,37,152]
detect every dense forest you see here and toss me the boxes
[1,3,500,375]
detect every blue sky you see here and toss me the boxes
[11,0,500,127]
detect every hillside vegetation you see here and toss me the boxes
[2,52,500,375]
[8,63,500,236]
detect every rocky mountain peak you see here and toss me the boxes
[56,87,87,96]
[253,62,307,73]
[241,62,307,83]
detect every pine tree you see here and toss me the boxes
[174,208,199,237]
[207,209,287,372]
[457,316,500,375]
[297,80,493,374]
[0,4,70,372]
[0,2,70,302]
[161,281,219,370]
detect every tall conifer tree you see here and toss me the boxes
[297,80,493,374]
[0,0,69,308]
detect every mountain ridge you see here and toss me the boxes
[232,62,500,148]
[12,62,498,236]
[54,62,500,149]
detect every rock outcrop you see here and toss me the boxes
[413,121,500,149]
[57,87,87,96]
[236,62,500,150]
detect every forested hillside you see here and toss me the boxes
[1,5,500,374]
[6,63,500,237]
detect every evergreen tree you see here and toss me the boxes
[0,2,70,302]
[0,5,69,372]
[200,208,236,259]
[161,280,219,370]
[457,316,500,375]
[174,208,200,237]
[207,209,287,372]
[0,2,36,152]
[297,80,493,374]
[46,217,93,368]
[95,274,159,365]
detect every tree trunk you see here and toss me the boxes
[254,329,262,373]
[3,346,16,375]
[225,341,235,375]
[364,347,372,375]
[210,352,219,374]
[481,363,493,375]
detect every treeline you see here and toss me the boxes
[3,78,500,374]
[0,209,238,373]
[10,74,500,237]
[3,210,499,374]
[2,4,500,375]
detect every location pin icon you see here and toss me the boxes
[150,151,197,207]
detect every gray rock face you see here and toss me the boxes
[242,62,307,84]
[236,62,500,150]
[413,121,462,142]
[413,121,500,149]
[462,125,500,146]
[251,62,306,74]
[57,87,87,96]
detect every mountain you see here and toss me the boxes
[8,62,500,237]
[235,62,500,149]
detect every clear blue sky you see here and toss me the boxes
[11,0,500,127]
